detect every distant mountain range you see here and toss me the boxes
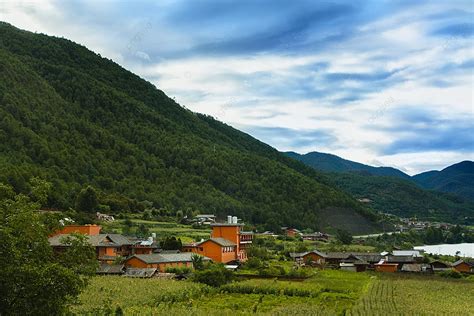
[285,151,474,223]
[285,151,411,179]
[413,161,474,201]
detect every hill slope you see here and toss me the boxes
[285,153,474,223]
[0,22,379,234]
[329,172,474,223]
[285,151,411,179]
[413,161,474,201]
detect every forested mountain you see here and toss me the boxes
[285,151,410,179]
[329,172,473,224]
[285,152,474,224]
[413,161,474,202]
[0,22,381,234]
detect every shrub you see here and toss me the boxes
[439,270,463,279]
[191,264,234,287]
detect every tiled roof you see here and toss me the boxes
[131,253,210,264]
[200,237,236,247]
[453,259,474,267]
[97,264,124,274]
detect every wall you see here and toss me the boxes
[375,264,398,272]
[453,263,471,273]
[52,225,101,236]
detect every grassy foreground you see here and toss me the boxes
[70,271,474,315]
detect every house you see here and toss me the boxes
[183,216,253,263]
[401,264,424,273]
[132,236,159,255]
[301,232,329,241]
[283,227,301,237]
[374,259,398,272]
[49,233,133,263]
[182,238,238,263]
[452,259,474,273]
[392,250,423,263]
[430,260,451,272]
[290,250,327,265]
[194,214,216,224]
[50,224,101,236]
[124,253,210,271]
[340,260,369,272]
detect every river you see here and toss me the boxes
[414,243,474,257]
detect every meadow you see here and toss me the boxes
[68,270,474,315]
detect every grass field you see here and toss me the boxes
[100,219,211,243]
[68,270,474,315]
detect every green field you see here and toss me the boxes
[69,271,474,315]
[100,219,211,243]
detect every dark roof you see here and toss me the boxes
[130,253,210,264]
[97,264,124,274]
[401,264,423,272]
[200,238,236,247]
[452,259,474,267]
[430,261,450,268]
[386,255,415,263]
[289,250,327,259]
[49,234,133,247]
[124,268,157,278]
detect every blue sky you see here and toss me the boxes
[2,0,473,174]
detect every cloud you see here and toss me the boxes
[1,0,473,173]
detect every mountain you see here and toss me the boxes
[285,152,474,223]
[285,151,411,179]
[330,172,473,223]
[414,161,474,201]
[0,22,381,234]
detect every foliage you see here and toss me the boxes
[75,185,99,213]
[0,180,97,315]
[191,254,204,270]
[336,229,353,244]
[192,264,234,287]
[165,266,192,274]
[161,236,183,250]
[0,22,378,233]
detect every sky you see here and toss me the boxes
[1,0,473,174]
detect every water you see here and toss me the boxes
[414,243,474,257]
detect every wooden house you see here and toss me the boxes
[452,259,474,273]
[430,260,451,272]
[374,259,398,272]
[49,233,133,263]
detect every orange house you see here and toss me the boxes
[50,224,101,236]
[210,222,253,262]
[452,260,474,273]
[375,261,398,273]
[182,238,237,263]
[125,253,210,271]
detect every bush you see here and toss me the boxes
[191,264,234,287]
[245,257,263,269]
[165,267,192,274]
[439,270,463,279]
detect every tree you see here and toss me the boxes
[161,237,182,250]
[191,254,204,270]
[336,229,353,244]
[0,180,97,315]
[75,185,99,213]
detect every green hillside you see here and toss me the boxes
[330,172,474,224]
[0,22,380,234]
[413,161,474,201]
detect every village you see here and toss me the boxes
[48,214,474,278]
